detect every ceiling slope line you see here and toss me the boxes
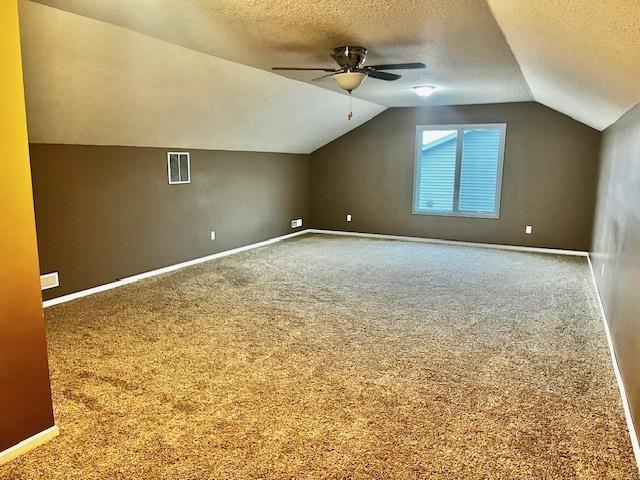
[485,0,534,102]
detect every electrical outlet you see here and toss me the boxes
[210,230,216,241]
[291,218,303,228]
[525,225,533,234]
[40,272,59,290]
[346,214,352,222]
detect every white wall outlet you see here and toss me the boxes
[210,230,216,241]
[346,214,352,222]
[525,225,533,234]
[40,272,59,290]
[291,218,303,228]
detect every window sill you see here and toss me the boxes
[412,209,500,220]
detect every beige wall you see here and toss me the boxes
[0,0,54,453]
[590,102,640,439]
[310,102,601,251]
[31,145,309,300]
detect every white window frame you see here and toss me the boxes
[167,152,191,185]
[412,123,506,219]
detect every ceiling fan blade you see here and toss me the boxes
[272,67,340,72]
[365,69,401,81]
[312,71,343,81]
[366,62,426,71]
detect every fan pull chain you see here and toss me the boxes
[348,92,353,121]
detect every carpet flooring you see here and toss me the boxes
[1,234,638,479]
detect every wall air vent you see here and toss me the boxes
[167,152,190,184]
[40,272,59,290]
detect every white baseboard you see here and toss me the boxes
[43,228,587,308]
[0,425,59,465]
[307,229,588,256]
[587,255,640,474]
[43,229,310,308]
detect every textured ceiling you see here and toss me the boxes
[18,1,385,154]
[21,0,639,149]
[488,0,640,130]
[29,0,533,108]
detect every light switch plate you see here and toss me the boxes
[525,225,533,234]
[346,214,352,222]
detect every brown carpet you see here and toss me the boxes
[2,234,638,479]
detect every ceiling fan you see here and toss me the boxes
[272,46,426,94]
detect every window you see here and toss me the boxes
[167,152,190,184]
[412,124,506,218]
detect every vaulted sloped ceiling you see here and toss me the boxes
[20,0,640,155]
[25,0,533,108]
[487,0,640,131]
[18,1,386,154]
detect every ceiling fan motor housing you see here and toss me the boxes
[332,46,368,71]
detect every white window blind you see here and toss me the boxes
[413,124,506,218]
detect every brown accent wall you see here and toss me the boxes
[0,0,54,453]
[30,145,309,300]
[310,102,601,251]
[590,102,640,439]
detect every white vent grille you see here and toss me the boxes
[167,152,190,184]
[40,272,59,290]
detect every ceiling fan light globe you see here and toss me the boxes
[334,72,366,92]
